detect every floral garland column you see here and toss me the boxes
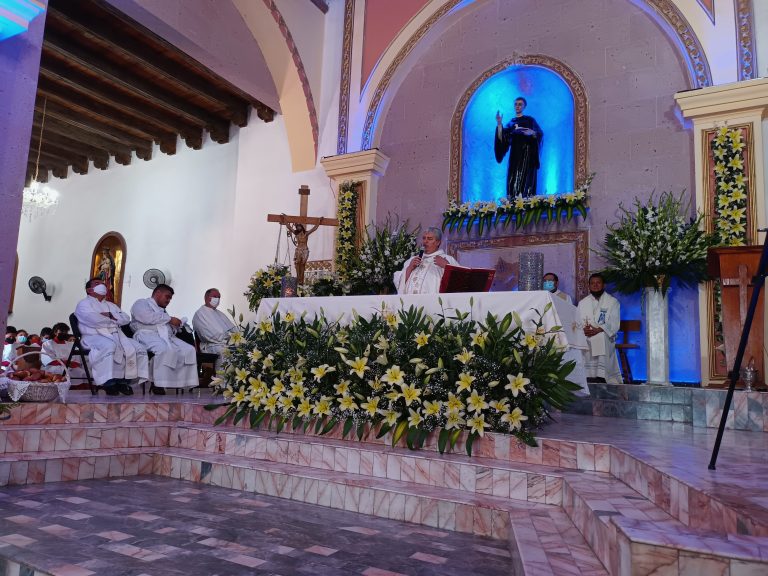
[675,79,768,386]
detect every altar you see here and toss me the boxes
[256,290,589,393]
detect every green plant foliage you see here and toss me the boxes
[206,304,580,454]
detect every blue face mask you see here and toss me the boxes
[542,280,555,292]
[16,335,27,344]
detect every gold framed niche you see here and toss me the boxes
[449,54,589,203]
[446,230,589,302]
[90,232,127,307]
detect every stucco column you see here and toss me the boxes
[0,6,47,336]
[675,78,768,386]
[321,149,390,227]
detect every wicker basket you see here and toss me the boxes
[6,351,70,403]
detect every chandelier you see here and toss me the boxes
[22,96,59,220]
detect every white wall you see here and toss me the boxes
[12,132,239,333]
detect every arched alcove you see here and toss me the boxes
[450,55,588,203]
[90,232,127,308]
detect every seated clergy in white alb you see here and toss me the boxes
[576,273,623,384]
[192,287,236,372]
[130,284,198,392]
[74,278,149,395]
[395,227,459,294]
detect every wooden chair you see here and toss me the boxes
[194,332,218,388]
[616,319,641,384]
[67,313,98,395]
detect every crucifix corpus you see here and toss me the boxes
[267,185,339,285]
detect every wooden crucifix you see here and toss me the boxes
[267,185,339,285]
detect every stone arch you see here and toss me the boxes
[359,0,712,151]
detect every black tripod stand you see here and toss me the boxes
[709,229,768,470]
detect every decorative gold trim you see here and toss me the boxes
[361,0,461,149]
[446,230,589,301]
[644,0,712,88]
[362,0,711,150]
[337,0,355,155]
[702,122,757,382]
[448,54,588,203]
[735,0,757,81]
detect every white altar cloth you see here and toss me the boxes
[256,291,589,394]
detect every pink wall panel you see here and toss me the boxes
[362,0,431,89]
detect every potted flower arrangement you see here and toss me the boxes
[598,191,718,384]
[244,263,290,312]
[347,217,418,295]
[209,303,580,453]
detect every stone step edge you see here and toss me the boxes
[157,446,555,514]
[507,509,609,576]
[613,516,768,565]
[172,422,593,479]
[609,446,768,539]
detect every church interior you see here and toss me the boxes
[1,0,768,574]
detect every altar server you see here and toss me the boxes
[192,288,236,371]
[74,278,148,395]
[395,227,459,294]
[130,284,198,392]
[543,272,573,304]
[42,322,87,382]
[577,273,622,384]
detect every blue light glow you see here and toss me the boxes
[461,65,574,203]
[0,0,45,41]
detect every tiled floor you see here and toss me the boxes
[0,476,512,576]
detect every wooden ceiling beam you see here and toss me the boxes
[37,81,177,155]
[32,137,91,175]
[27,161,50,184]
[36,115,135,165]
[31,125,110,169]
[36,99,154,160]
[39,60,205,147]
[47,3,250,127]
[37,98,155,151]
[36,148,89,176]
[44,33,232,143]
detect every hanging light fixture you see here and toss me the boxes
[22,96,59,220]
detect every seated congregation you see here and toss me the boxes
[3,282,235,396]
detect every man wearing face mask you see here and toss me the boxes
[577,273,622,384]
[542,272,572,304]
[192,288,236,372]
[74,278,149,395]
[130,284,198,393]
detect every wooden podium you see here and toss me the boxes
[707,246,764,385]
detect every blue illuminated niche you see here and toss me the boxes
[0,0,45,40]
[461,65,575,203]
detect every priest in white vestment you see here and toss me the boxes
[192,288,235,372]
[395,227,459,294]
[130,284,198,392]
[577,273,622,384]
[74,279,149,395]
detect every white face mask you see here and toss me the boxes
[93,284,108,296]
[209,297,220,308]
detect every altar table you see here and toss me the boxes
[256,291,589,394]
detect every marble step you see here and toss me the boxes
[0,423,170,454]
[173,423,574,505]
[562,464,768,575]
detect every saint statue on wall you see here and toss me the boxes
[90,233,126,307]
[494,96,543,198]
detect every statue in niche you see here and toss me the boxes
[494,96,543,198]
[91,233,126,307]
[96,247,116,302]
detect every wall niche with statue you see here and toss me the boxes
[90,232,127,307]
